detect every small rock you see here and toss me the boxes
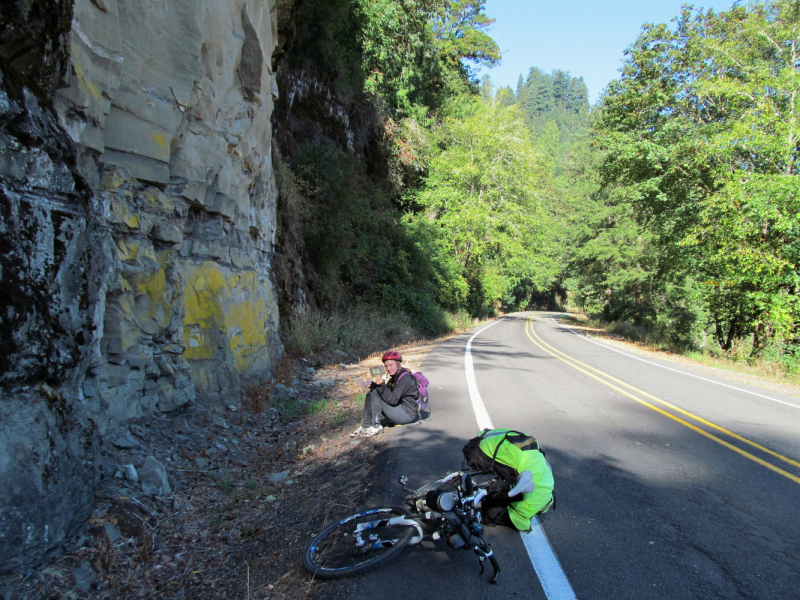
[205,446,218,456]
[103,521,122,543]
[265,495,277,502]
[227,404,238,412]
[122,464,138,482]
[0,578,16,600]
[268,470,290,483]
[112,436,138,449]
[334,350,347,357]
[215,443,228,452]
[315,379,335,387]
[195,458,209,470]
[139,456,171,496]
[129,424,146,438]
[71,561,96,591]
[273,383,290,400]
[172,416,191,434]
[212,416,229,429]
[100,460,116,478]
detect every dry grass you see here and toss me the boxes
[683,350,800,388]
[283,305,479,364]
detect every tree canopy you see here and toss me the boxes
[591,0,800,353]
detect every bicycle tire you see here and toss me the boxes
[303,506,414,579]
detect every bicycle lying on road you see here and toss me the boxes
[302,470,503,583]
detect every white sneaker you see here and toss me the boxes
[350,424,383,437]
[350,425,368,437]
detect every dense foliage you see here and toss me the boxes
[278,0,799,366]
[410,98,556,314]
[277,0,560,332]
[574,0,800,359]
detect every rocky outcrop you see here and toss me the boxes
[0,0,297,573]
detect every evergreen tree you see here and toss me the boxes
[524,67,554,115]
[567,76,588,113]
[495,85,516,106]
[480,73,494,101]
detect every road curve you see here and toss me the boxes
[351,312,800,599]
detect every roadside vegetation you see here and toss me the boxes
[564,0,800,381]
[274,0,799,382]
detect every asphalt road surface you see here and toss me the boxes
[347,312,800,599]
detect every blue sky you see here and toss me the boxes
[475,0,739,103]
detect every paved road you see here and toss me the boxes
[350,313,800,599]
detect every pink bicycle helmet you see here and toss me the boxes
[381,350,402,362]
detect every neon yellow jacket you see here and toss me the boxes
[478,429,554,531]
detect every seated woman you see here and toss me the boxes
[350,350,419,437]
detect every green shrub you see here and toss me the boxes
[308,400,329,415]
[272,394,301,422]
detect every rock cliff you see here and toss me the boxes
[0,0,296,572]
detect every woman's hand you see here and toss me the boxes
[372,375,384,385]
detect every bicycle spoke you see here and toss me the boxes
[305,507,413,576]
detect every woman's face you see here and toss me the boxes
[384,359,401,376]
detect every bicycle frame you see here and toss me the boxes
[303,470,502,583]
[354,514,424,548]
[356,470,501,582]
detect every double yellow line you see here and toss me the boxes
[525,315,800,486]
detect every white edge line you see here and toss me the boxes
[550,315,800,411]
[465,318,577,600]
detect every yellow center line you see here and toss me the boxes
[528,317,800,471]
[525,316,800,486]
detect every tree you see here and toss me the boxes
[431,0,501,70]
[411,99,557,314]
[495,85,516,106]
[480,73,494,101]
[596,0,800,353]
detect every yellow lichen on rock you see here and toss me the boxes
[72,58,100,101]
[114,238,156,263]
[109,195,140,229]
[141,188,175,215]
[132,258,171,335]
[181,263,273,375]
[150,133,169,161]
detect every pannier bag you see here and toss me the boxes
[462,428,555,531]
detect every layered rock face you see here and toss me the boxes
[0,0,291,572]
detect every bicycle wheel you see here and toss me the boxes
[303,506,415,579]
